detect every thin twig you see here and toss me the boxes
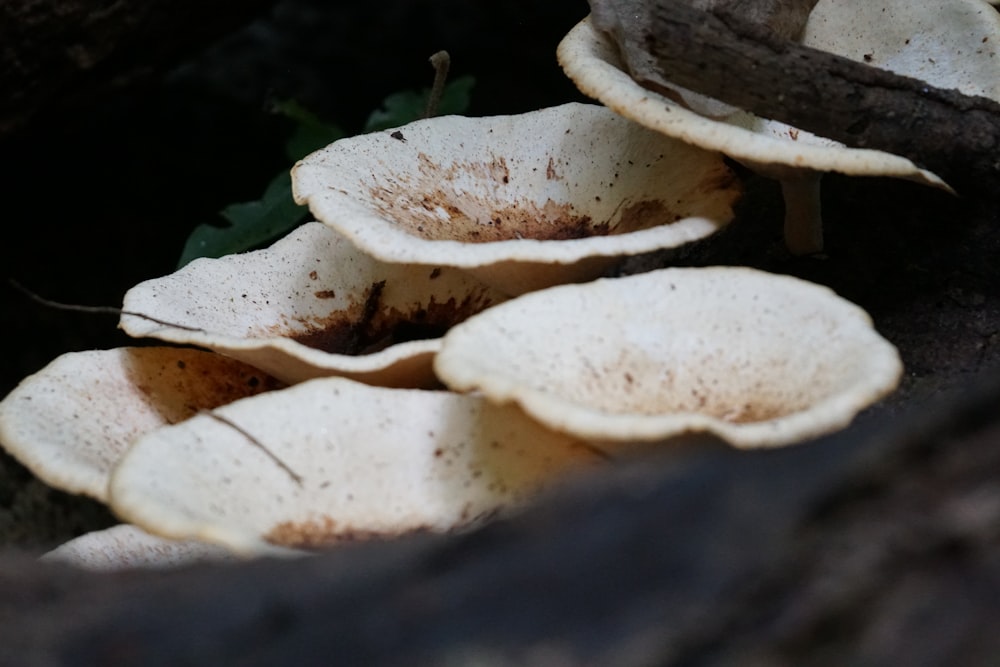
[9,279,204,332]
[203,410,304,487]
[422,50,451,119]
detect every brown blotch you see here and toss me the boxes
[265,516,431,550]
[266,516,341,548]
[314,290,337,299]
[287,282,498,356]
[124,351,285,426]
[366,153,618,243]
[289,281,386,353]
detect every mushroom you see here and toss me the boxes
[291,102,742,296]
[801,0,1000,98]
[557,0,1000,254]
[108,376,604,556]
[120,221,507,387]
[41,524,235,571]
[433,266,902,451]
[0,347,282,502]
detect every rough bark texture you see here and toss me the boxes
[2,361,1000,666]
[0,0,274,135]
[591,0,818,98]
[601,0,1000,197]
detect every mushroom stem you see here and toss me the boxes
[779,171,824,255]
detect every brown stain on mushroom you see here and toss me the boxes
[283,282,500,356]
[591,385,798,423]
[569,355,808,424]
[546,156,559,180]
[265,508,504,549]
[363,147,734,244]
[365,152,620,243]
[124,350,285,426]
[264,516,432,549]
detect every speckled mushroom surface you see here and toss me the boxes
[41,524,236,572]
[108,377,604,556]
[802,0,1000,98]
[291,102,741,295]
[0,347,282,502]
[120,222,507,387]
[434,267,902,450]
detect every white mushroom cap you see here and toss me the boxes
[557,2,1000,253]
[802,0,1000,98]
[292,102,741,295]
[41,524,235,572]
[108,377,603,556]
[120,222,507,387]
[0,347,282,502]
[433,267,902,450]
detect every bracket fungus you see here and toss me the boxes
[291,102,741,296]
[557,0,1000,254]
[0,347,281,502]
[108,377,604,556]
[434,267,902,451]
[120,222,507,387]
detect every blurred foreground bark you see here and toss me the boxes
[1,365,999,666]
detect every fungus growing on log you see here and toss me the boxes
[120,222,507,388]
[560,0,1000,254]
[0,347,282,502]
[292,102,741,295]
[108,377,604,556]
[434,267,902,450]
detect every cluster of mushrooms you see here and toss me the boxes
[2,0,997,570]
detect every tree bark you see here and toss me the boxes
[600,0,1000,197]
[2,362,1000,666]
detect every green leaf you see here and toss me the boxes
[177,77,475,268]
[364,75,475,133]
[271,98,346,161]
[176,172,308,268]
